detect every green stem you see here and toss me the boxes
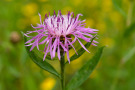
[110,1,134,90]
[110,60,123,90]
[60,53,65,90]
[127,0,133,26]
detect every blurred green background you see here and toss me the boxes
[1,0,135,90]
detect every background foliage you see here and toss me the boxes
[0,0,135,90]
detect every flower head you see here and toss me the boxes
[24,10,98,63]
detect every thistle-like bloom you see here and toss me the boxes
[24,10,98,63]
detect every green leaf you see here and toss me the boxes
[65,37,95,64]
[122,46,135,63]
[112,0,126,18]
[24,35,60,78]
[124,22,135,37]
[65,46,105,90]
[46,55,58,60]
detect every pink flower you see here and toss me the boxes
[24,10,98,63]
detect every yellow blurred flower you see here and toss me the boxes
[22,3,38,17]
[40,77,56,90]
[85,19,95,27]
[121,0,130,14]
[96,21,106,34]
[70,0,82,6]
[85,0,98,8]
[31,15,40,25]
[101,38,114,48]
[109,11,122,23]
[123,0,130,6]
[102,0,112,12]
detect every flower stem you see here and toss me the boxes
[126,0,133,26]
[60,53,65,90]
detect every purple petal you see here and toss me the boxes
[77,38,90,53]
[43,45,49,61]
[52,38,57,58]
[67,40,78,55]
[57,38,61,60]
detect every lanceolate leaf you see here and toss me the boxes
[65,46,105,90]
[24,36,60,78]
[65,37,95,64]
[46,55,58,60]
[122,46,135,63]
